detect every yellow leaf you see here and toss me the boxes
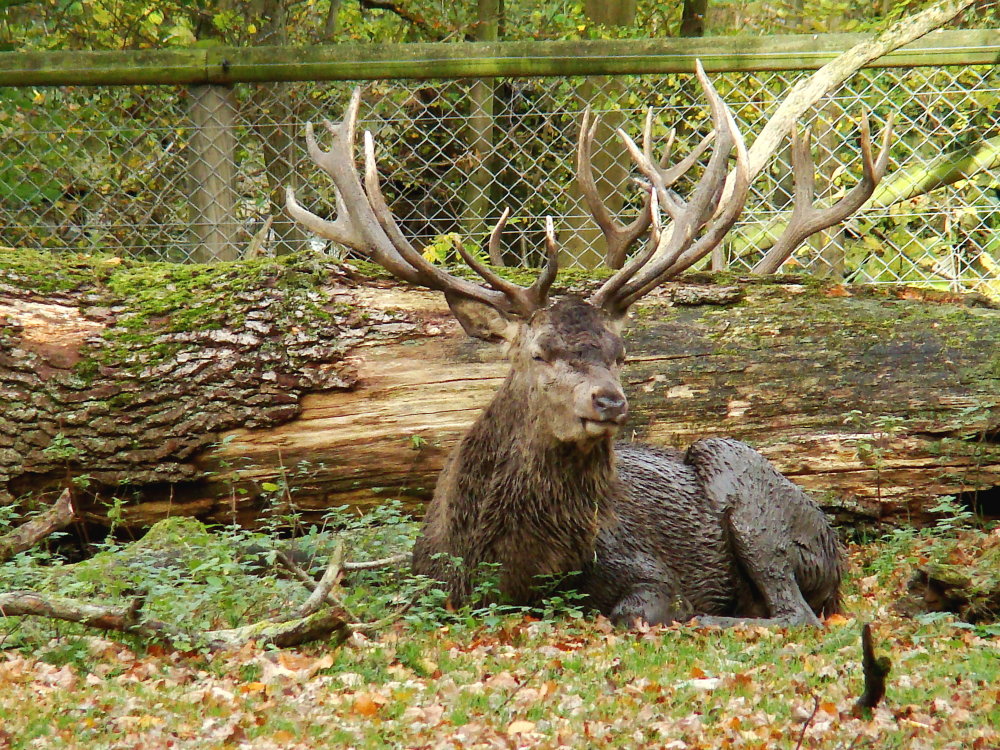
[507,720,536,735]
[824,613,851,626]
[32,90,45,105]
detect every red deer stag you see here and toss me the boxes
[286,64,892,626]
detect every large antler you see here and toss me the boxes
[286,89,558,319]
[576,107,716,270]
[579,63,892,316]
[751,111,894,274]
[588,61,751,316]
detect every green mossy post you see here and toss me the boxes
[1,250,997,532]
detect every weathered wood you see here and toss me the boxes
[1,29,996,87]
[187,85,241,262]
[1,251,997,531]
[0,488,74,562]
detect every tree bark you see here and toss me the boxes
[1,253,997,531]
[679,0,709,37]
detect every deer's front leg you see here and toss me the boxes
[610,584,693,627]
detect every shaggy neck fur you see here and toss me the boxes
[444,374,618,601]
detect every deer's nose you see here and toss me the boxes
[593,391,628,422]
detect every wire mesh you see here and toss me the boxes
[1,60,998,296]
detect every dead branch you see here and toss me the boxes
[794,695,821,750]
[0,591,142,632]
[292,542,345,619]
[200,607,350,650]
[0,489,76,563]
[853,622,892,715]
[0,590,349,651]
[738,0,976,191]
[343,552,410,571]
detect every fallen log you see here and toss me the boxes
[2,250,997,530]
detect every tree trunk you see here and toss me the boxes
[2,252,997,531]
[563,0,639,269]
[679,0,709,37]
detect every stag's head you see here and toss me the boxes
[287,63,890,447]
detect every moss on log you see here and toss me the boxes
[1,250,997,531]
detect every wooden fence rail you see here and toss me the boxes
[3,29,998,87]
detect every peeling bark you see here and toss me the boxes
[2,251,997,530]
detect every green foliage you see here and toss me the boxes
[41,433,80,464]
[2,489,1000,746]
[4,0,994,53]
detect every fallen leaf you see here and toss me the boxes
[824,613,851,626]
[824,285,852,297]
[353,692,387,717]
[507,720,536,735]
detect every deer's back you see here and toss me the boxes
[585,441,750,618]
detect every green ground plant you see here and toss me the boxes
[0,496,998,748]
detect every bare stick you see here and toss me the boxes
[0,590,349,651]
[794,695,821,750]
[0,489,76,563]
[293,542,345,619]
[276,549,319,587]
[853,622,891,715]
[343,552,410,571]
[736,0,976,196]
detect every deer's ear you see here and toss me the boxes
[446,295,519,343]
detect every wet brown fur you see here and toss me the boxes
[412,297,843,625]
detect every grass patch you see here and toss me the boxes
[0,501,998,748]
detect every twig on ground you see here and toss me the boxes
[348,583,433,633]
[291,543,356,622]
[0,489,76,563]
[343,552,409,571]
[276,549,319,588]
[794,695,821,750]
[853,622,892,716]
[496,665,546,713]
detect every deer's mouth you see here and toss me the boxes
[581,418,623,438]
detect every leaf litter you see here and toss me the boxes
[0,540,998,749]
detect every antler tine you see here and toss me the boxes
[286,89,429,286]
[287,87,523,314]
[751,109,894,274]
[595,60,750,315]
[449,207,558,316]
[576,107,655,270]
[487,206,509,265]
[361,131,541,313]
[535,216,560,303]
[589,190,662,310]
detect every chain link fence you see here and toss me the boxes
[2,51,998,296]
